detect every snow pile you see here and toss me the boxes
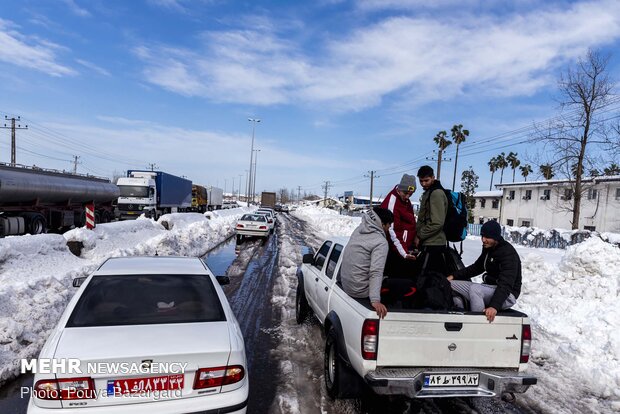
[0,209,247,386]
[292,205,360,238]
[517,236,620,413]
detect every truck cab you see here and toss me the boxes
[116,172,157,220]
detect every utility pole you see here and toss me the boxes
[238,174,243,201]
[297,186,302,203]
[72,155,81,174]
[426,151,451,181]
[148,163,158,171]
[322,181,332,207]
[1,116,28,166]
[224,178,227,195]
[364,170,378,208]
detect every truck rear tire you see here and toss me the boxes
[27,214,47,235]
[295,283,309,324]
[325,327,363,400]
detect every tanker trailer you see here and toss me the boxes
[0,163,120,236]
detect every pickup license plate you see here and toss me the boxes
[107,374,184,396]
[424,373,479,387]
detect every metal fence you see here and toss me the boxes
[467,224,600,249]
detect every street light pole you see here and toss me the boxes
[247,118,260,204]
[252,149,261,203]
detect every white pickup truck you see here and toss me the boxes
[295,237,537,401]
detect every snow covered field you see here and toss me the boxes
[0,208,248,385]
[292,206,620,414]
[0,205,618,413]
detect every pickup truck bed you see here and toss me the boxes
[296,237,536,401]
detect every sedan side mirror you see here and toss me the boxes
[72,277,87,288]
[216,275,230,285]
[302,253,314,264]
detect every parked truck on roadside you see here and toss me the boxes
[189,184,209,213]
[116,170,192,220]
[206,186,223,211]
[260,191,276,208]
[296,236,536,402]
[0,163,119,236]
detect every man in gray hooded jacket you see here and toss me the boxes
[341,207,392,318]
[341,207,417,318]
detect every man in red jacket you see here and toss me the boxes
[380,173,418,278]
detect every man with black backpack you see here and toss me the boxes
[415,165,449,275]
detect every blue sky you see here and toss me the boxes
[1,0,620,200]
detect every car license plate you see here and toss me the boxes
[423,373,479,387]
[107,374,184,396]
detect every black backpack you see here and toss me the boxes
[415,271,454,310]
[427,188,468,242]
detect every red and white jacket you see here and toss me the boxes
[380,186,417,258]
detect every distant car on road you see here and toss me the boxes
[28,256,248,414]
[222,201,239,209]
[256,208,276,233]
[235,213,270,242]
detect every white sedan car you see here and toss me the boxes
[235,213,270,241]
[28,256,248,414]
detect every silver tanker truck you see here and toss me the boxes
[0,163,119,236]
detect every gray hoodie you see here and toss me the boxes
[341,209,389,303]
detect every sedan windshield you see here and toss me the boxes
[118,185,149,198]
[66,275,225,327]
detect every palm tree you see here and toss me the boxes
[488,156,498,190]
[506,152,520,182]
[433,130,451,180]
[450,124,469,190]
[496,152,508,183]
[603,163,620,176]
[519,164,533,181]
[540,164,554,180]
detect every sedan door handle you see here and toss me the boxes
[315,277,319,282]
[324,286,328,292]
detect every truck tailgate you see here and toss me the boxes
[377,313,523,369]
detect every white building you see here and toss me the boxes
[471,191,503,224]
[496,176,620,232]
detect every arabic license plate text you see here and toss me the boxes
[107,374,184,395]
[423,373,479,387]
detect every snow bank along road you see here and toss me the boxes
[1,206,619,413]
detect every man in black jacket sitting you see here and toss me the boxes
[447,220,521,322]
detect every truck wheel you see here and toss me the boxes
[28,214,47,235]
[325,327,343,399]
[295,283,309,324]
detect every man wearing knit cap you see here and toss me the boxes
[447,220,522,322]
[380,173,418,278]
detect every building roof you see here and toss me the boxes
[473,190,503,198]
[496,175,620,188]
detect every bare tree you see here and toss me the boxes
[531,49,615,229]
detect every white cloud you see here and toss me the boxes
[147,0,188,13]
[75,59,110,76]
[62,0,91,17]
[133,0,620,111]
[0,19,76,77]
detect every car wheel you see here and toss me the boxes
[295,283,309,324]
[325,327,342,399]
